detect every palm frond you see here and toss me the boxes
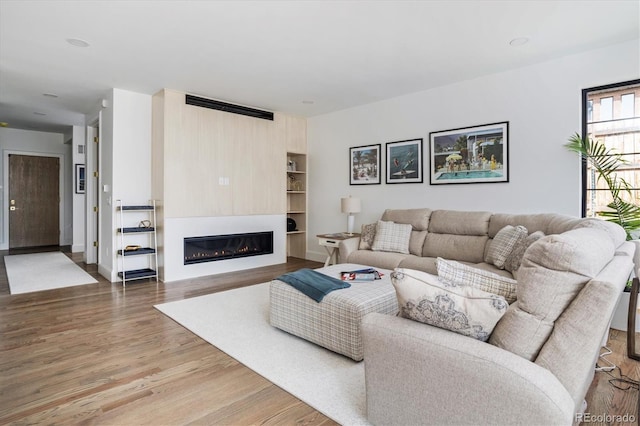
[566,133,640,240]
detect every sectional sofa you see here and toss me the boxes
[338,208,634,425]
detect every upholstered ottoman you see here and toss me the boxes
[269,263,398,361]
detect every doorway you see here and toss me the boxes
[8,154,60,248]
[85,123,99,264]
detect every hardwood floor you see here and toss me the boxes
[0,249,638,425]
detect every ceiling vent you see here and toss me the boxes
[185,95,274,121]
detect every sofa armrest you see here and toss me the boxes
[362,313,576,426]
[338,237,361,263]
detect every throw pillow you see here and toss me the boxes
[371,220,412,254]
[485,225,528,269]
[392,268,508,342]
[436,258,517,304]
[359,223,377,250]
[503,231,545,274]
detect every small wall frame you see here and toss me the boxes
[385,138,423,184]
[350,144,381,185]
[75,164,85,194]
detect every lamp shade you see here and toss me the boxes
[341,197,361,214]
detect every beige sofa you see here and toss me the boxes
[338,208,634,425]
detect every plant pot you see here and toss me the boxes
[610,290,640,332]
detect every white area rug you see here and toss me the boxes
[5,252,98,295]
[154,282,370,425]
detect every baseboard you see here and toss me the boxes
[98,263,116,283]
[306,250,327,264]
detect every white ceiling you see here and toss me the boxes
[1,0,638,135]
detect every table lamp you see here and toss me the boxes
[341,196,361,235]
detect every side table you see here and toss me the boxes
[317,233,361,267]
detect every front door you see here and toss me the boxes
[8,154,60,248]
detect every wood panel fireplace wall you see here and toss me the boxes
[184,231,274,265]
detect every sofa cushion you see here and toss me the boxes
[397,255,438,275]
[421,210,491,263]
[359,223,377,250]
[348,250,409,270]
[372,221,412,254]
[504,231,545,274]
[392,268,508,342]
[409,230,428,256]
[437,258,517,304]
[428,210,492,236]
[489,227,616,361]
[485,225,528,269]
[381,208,431,231]
[423,234,488,263]
[466,262,515,278]
[488,213,581,237]
[575,218,627,248]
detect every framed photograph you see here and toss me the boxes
[385,138,423,184]
[429,122,509,185]
[75,164,86,194]
[350,144,381,185]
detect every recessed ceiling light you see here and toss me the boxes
[43,93,59,98]
[302,100,314,105]
[66,38,90,48]
[33,112,46,116]
[509,37,529,47]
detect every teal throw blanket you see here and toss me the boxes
[276,268,350,302]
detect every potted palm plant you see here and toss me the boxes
[565,133,640,331]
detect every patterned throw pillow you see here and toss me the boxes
[359,223,377,250]
[371,220,412,254]
[503,231,545,274]
[485,225,528,269]
[436,258,517,304]
[391,268,508,342]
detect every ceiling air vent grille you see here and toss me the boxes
[185,95,274,121]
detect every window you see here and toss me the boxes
[581,81,640,218]
[600,97,613,122]
[621,93,635,118]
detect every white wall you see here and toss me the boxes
[306,39,640,262]
[71,125,86,253]
[98,88,152,281]
[0,127,72,249]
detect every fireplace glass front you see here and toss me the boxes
[184,231,274,265]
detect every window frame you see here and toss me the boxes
[580,79,640,217]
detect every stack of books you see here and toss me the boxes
[340,268,384,281]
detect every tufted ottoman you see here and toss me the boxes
[269,263,398,361]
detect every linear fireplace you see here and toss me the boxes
[184,231,274,265]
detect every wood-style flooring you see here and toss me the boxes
[0,248,638,425]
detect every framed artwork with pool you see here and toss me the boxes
[429,122,509,185]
